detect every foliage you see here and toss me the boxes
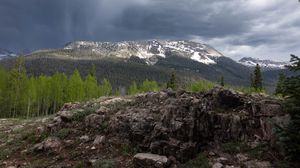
[252,64,263,91]
[140,79,160,93]
[128,81,139,95]
[188,80,215,92]
[187,153,210,168]
[275,73,286,95]
[279,54,300,162]
[167,71,177,90]
[220,75,225,87]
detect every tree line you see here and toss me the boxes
[0,58,163,118]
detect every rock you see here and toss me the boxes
[216,157,229,165]
[32,137,62,152]
[96,106,109,114]
[57,110,74,122]
[133,153,169,168]
[212,163,223,168]
[84,114,105,128]
[243,160,271,168]
[80,135,90,142]
[93,135,105,145]
[235,153,248,162]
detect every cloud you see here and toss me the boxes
[0,0,299,61]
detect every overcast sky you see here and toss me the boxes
[0,0,299,61]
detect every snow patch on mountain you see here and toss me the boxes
[239,57,288,69]
[0,49,17,60]
[64,40,223,65]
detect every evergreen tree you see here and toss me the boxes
[129,81,139,95]
[167,72,177,90]
[89,64,97,77]
[279,55,300,162]
[253,64,263,91]
[275,73,286,95]
[220,76,225,87]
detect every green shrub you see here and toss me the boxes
[188,80,215,93]
[187,153,210,168]
[94,159,116,168]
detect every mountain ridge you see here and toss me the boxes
[239,57,289,70]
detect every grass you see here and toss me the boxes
[71,107,96,122]
[121,144,140,156]
[187,80,215,93]
[221,141,268,159]
[186,153,210,168]
[94,159,116,168]
[52,128,77,139]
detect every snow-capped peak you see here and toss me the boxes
[239,57,289,70]
[0,49,17,60]
[63,40,224,65]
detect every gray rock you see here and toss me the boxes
[85,114,105,128]
[212,163,223,168]
[80,135,90,142]
[93,135,106,145]
[133,153,169,168]
[32,137,62,152]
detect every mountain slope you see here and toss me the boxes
[0,49,16,60]
[239,57,288,70]
[0,40,292,92]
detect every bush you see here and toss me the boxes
[188,80,215,92]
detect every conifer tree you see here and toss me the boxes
[279,55,300,162]
[167,72,177,90]
[275,73,286,95]
[220,75,225,87]
[253,64,263,91]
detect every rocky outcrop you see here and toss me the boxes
[108,88,287,162]
[133,153,169,168]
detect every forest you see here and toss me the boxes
[0,58,161,118]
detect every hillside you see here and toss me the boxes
[0,40,293,92]
[0,88,289,167]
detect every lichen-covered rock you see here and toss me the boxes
[133,153,169,168]
[84,114,105,128]
[32,137,62,153]
[109,88,287,162]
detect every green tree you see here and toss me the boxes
[167,72,177,90]
[67,69,85,102]
[84,74,99,99]
[99,79,112,96]
[129,81,139,95]
[279,55,300,162]
[275,73,286,95]
[220,75,225,87]
[0,65,8,117]
[253,64,263,91]
[140,79,159,93]
[89,64,97,77]
[7,57,28,117]
[25,77,37,118]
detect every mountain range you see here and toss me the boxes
[0,49,16,60]
[239,57,289,70]
[0,40,294,92]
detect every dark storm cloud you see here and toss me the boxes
[0,0,299,60]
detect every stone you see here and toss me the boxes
[96,106,109,114]
[235,153,248,162]
[212,163,223,168]
[80,135,90,142]
[57,111,74,121]
[32,137,62,153]
[133,153,169,168]
[243,160,272,168]
[84,114,105,128]
[93,135,105,145]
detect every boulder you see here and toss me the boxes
[84,114,105,128]
[32,137,62,153]
[133,153,169,168]
[93,135,106,145]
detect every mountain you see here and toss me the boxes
[0,40,293,92]
[0,48,16,60]
[63,40,223,65]
[239,57,289,70]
